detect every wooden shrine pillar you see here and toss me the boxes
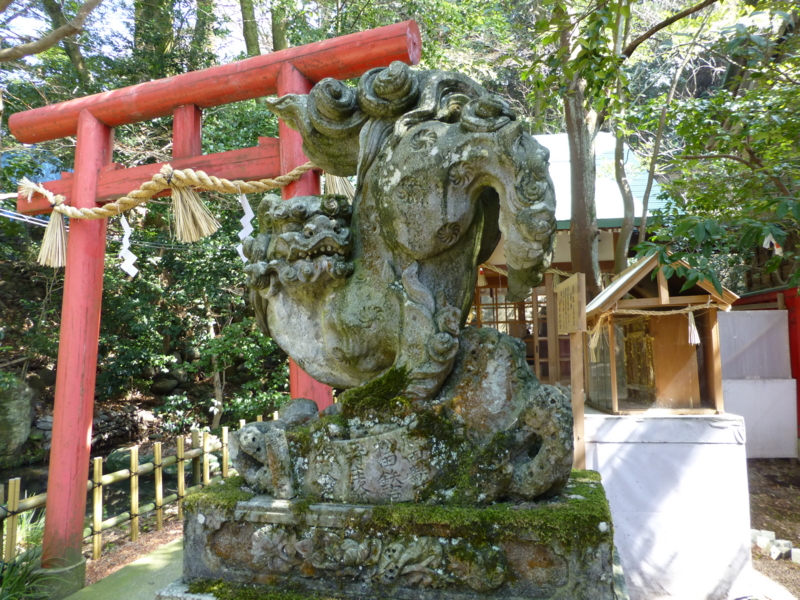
[277,63,334,410]
[42,111,113,569]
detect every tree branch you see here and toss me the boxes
[682,153,795,198]
[0,0,103,62]
[622,0,718,58]
[681,154,756,167]
[0,0,16,16]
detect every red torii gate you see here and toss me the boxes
[10,21,420,580]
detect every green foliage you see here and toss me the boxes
[15,510,45,552]
[0,548,50,600]
[636,4,800,291]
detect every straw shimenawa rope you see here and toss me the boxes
[587,302,728,358]
[19,162,316,267]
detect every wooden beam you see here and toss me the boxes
[657,266,670,304]
[545,273,560,385]
[17,139,281,215]
[615,295,713,310]
[667,295,712,305]
[616,298,663,309]
[173,105,203,159]
[708,308,724,412]
[571,329,585,469]
[608,316,619,414]
[9,21,422,144]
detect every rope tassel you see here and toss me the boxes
[164,166,220,243]
[38,210,67,268]
[170,186,220,243]
[18,177,68,267]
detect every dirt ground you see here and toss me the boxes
[748,458,800,598]
[83,458,800,596]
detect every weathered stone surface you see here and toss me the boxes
[234,63,571,503]
[151,378,180,395]
[181,472,615,600]
[246,63,556,403]
[279,398,319,428]
[231,327,572,504]
[0,377,33,458]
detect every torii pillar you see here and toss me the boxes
[10,21,420,592]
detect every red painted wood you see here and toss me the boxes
[277,62,333,410]
[10,21,421,144]
[42,110,113,569]
[17,139,281,215]
[173,105,203,159]
[278,63,319,200]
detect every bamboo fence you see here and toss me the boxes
[0,426,236,563]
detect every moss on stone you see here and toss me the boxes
[184,476,254,517]
[187,579,342,600]
[365,470,612,550]
[338,367,411,419]
[409,408,515,506]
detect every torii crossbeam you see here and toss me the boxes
[10,21,420,584]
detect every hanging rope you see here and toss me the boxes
[587,302,728,358]
[18,162,316,267]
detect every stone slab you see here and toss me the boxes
[180,471,615,600]
[65,540,182,600]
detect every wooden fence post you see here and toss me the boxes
[3,478,19,562]
[0,483,5,555]
[154,442,163,531]
[239,419,246,429]
[222,427,229,479]
[202,432,210,486]
[191,430,200,486]
[92,458,103,560]
[130,446,139,542]
[177,437,185,520]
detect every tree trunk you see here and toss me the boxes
[189,0,214,70]
[558,11,601,299]
[40,0,91,86]
[564,83,601,299]
[271,3,287,51]
[134,0,175,75]
[240,0,260,56]
[207,317,224,429]
[613,134,636,273]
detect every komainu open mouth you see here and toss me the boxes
[246,194,355,290]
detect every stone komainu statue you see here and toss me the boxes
[234,62,573,505]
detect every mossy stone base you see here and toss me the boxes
[176,471,614,600]
[35,556,86,600]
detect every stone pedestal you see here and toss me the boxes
[161,470,615,600]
